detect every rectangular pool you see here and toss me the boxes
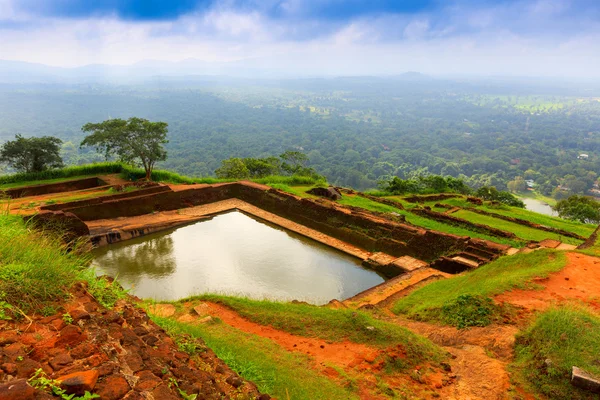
[91,211,384,304]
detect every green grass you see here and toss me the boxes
[392,250,568,325]
[513,305,600,399]
[0,214,126,314]
[453,209,583,245]
[151,316,360,400]
[181,295,445,368]
[0,162,326,190]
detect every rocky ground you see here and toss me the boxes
[0,282,267,400]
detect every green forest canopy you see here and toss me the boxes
[0,77,599,194]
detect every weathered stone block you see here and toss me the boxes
[572,366,600,393]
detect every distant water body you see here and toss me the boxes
[520,198,557,217]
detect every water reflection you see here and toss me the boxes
[91,211,384,304]
[521,198,557,216]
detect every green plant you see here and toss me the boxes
[40,306,58,317]
[168,377,198,400]
[0,301,14,320]
[85,274,127,309]
[62,313,73,325]
[29,369,100,400]
[440,294,498,328]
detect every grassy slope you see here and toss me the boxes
[513,305,600,400]
[181,295,445,366]
[392,250,567,322]
[453,209,583,245]
[153,316,359,400]
[0,214,125,314]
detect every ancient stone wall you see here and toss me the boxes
[3,177,107,199]
[42,185,170,211]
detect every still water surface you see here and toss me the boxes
[520,198,557,217]
[91,211,384,304]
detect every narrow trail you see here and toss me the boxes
[496,252,600,312]
[379,312,516,400]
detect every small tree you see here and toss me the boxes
[215,158,250,179]
[553,195,600,223]
[0,134,64,173]
[81,118,168,180]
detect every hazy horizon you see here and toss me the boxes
[1,0,599,79]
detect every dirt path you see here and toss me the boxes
[495,252,600,312]
[379,313,518,399]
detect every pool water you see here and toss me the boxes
[91,211,384,304]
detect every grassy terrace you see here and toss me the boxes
[480,204,596,238]
[453,209,583,245]
[336,195,525,247]
[392,250,567,325]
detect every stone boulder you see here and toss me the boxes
[306,186,342,201]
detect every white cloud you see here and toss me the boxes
[0,0,598,78]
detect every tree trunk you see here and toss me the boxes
[145,167,151,181]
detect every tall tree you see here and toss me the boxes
[0,134,63,173]
[81,118,168,180]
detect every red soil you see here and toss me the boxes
[204,302,380,370]
[495,252,600,312]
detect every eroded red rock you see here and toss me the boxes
[56,370,99,395]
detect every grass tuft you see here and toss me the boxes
[513,304,600,399]
[0,214,124,314]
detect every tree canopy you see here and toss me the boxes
[0,134,63,173]
[80,117,168,180]
[553,195,600,223]
[215,152,320,179]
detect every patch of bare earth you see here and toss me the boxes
[495,252,600,313]
[381,314,517,400]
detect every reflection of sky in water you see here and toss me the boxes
[91,211,384,304]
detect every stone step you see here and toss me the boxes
[431,256,477,274]
[450,256,480,269]
[464,245,498,260]
[456,251,489,263]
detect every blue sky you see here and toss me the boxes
[0,0,599,77]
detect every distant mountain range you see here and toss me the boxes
[0,58,435,84]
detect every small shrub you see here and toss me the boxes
[441,294,499,328]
